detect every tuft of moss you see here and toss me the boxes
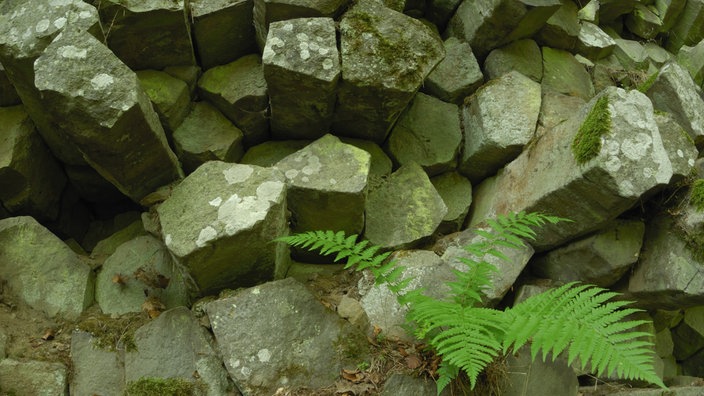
[690,179,704,211]
[572,95,612,164]
[76,312,148,352]
[124,377,198,396]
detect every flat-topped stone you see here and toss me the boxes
[542,47,595,100]
[136,70,192,134]
[576,22,616,60]
[431,172,473,234]
[484,39,543,82]
[422,37,484,104]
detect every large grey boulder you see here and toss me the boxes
[275,134,369,235]
[198,54,270,146]
[0,359,68,396]
[459,71,541,183]
[665,0,704,53]
[263,18,339,139]
[597,0,636,23]
[656,0,686,34]
[386,92,462,176]
[431,171,473,234]
[95,0,196,70]
[0,216,93,320]
[502,346,579,396]
[333,0,445,143]
[626,4,662,40]
[542,47,595,100]
[422,37,484,104]
[534,0,580,50]
[484,39,543,82]
[190,0,257,70]
[612,38,649,72]
[536,91,586,138]
[70,331,124,396]
[34,28,183,203]
[654,112,699,184]
[576,22,616,60]
[365,162,447,250]
[0,106,66,221]
[241,140,311,167]
[158,161,289,295]
[470,87,673,251]
[206,278,369,395]
[136,70,192,134]
[678,39,704,89]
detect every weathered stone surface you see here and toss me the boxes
[536,91,586,138]
[0,359,68,396]
[425,0,461,31]
[206,278,369,395]
[535,0,580,50]
[263,18,339,139]
[677,39,704,88]
[644,42,673,68]
[190,0,257,70]
[0,0,101,165]
[83,211,143,252]
[164,65,201,96]
[339,137,393,180]
[136,70,192,133]
[158,161,289,294]
[0,216,93,320]
[0,329,6,359]
[70,331,124,396]
[34,28,183,203]
[198,54,270,146]
[445,0,562,60]
[96,0,196,69]
[431,172,472,234]
[656,0,686,34]
[0,64,20,106]
[275,134,369,235]
[380,373,447,396]
[241,140,311,167]
[672,306,704,361]
[333,0,445,142]
[484,39,543,82]
[665,0,704,53]
[470,87,673,251]
[645,62,704,148]
[502,346,579,396]
[598,0,636,23]
[173,102,245,174]
[423,37,483,104]
[337,295,368,330]
[542,47,595,100]
[365,162,447,250]
[459,71,541,183]
[654,112,698,184]
[125,307,232,395]
[626,4,662,40]
[577,0,598,23]
[386,93,461,176]
[91,219,147,261]
[531,219,645,287]
[576,22,616,60]
[0,106,66,221]
[613,38,649,71]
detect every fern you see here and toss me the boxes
[276,212,666,393]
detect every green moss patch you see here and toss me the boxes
[572,95,611,164]
[76,312,149,352]
[690,179,704,211]
[637,71,659,93]
[124,377,201,396]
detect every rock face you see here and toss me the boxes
[157,161,289,295]
[333,0,445,142]
[422,37,484,104]
[34,28,183,203]
[263,18,340,139]
[206,278,369,395]
[0,359,68,396]
[136,70,192,134]
[0,217,93,320]
[70,331,124,396]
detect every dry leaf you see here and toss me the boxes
[142,296,166,318]
[405,354,422,369]
[341,368,365,383]
[112,273,128,286]
[41,328,55,341]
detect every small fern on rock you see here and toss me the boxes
[277,212,665,393]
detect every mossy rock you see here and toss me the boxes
[571,95,611,164]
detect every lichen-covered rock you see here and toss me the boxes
[613,38,649,71]
[0,106,66,221]
[198,54,270,146]
[0,216,94,320]
[422,37,483,104]
[656,0,686,34]
[536,91,586,138]
[386,93,461,176]
[626,3,662,40]
[206,278,369,395]
[535,0,580,50]
[365,162,447,250]
[157,161,289,294]
[542,47,595,100]
[190,0,257,70]
[576,22,616,60]
[484,39,543,82]
[275,134,369,235]
[95,0,196,69]
[665,0,704,53]
[0,359,68,396]
[677,39,704,88]
[431,172,472,234]
[339,137,393,180]
[263,18,339,139]
[333,0,445,142]
[654,112,699,184]
[459,71,541,183]
[172,102,244,174]
[136,70,192,134]
[241,140,311,167]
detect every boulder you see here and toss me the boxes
[386,93,461,176]
[654,112,699,184]
[677,39,704,88]
[198,54,270,146]
[502,346,579,396]
[157,161,289,294]
[241,140,311,167]
[339,138,394,180]
[484,39,543,82]
[172,101,245,174]
[644,42,674,69]
[597,0,636,23]
[91,219,147,262]
[95,0,196,69]
[536,91,586,138]
[163,65,202,96]
[656,0,687,33]
[333,0,445,143]
[470,87,673,252]
[364,162,447,250]
[0,359,68,396]
[576,22,616,60]
[205,278,369,395]
[425,0,461,31]
[542,47,595,100]
[190,0,257,70]
[0,106,66,221]
[612,38,649,71]
[263,18,339,139]
[136,70,192,134]
[665,0,704,53]
[34,28,183,203]
[626,4,662,40]
[422,37,484,104]
[431,172,473,234]
[275,134,369,236]
[70,331,124,396]
[0,216,93,320]
[459,71,542,183]
[535,0,580,50]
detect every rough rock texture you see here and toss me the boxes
[365,162,447,250]
[70,331,124,396]
[34,28,183,203]
[422,37,483,104]
[655,112,699,184]
[431,171,472,234]
[677,39,704,88]
[502,346,579,396]
[340,137,394,180]
[157,161,289,295]
[241,140,311,167]
[136,69,192,134]
[263,18,339,139]
[333,0,445,143]
[275,134,370,235]
[190,0,257,70]
[459,71,541,183]
[386,92,461,176]
[0,216,93,320]
[0,106,66,221]
[665,0,704,53]
[613,38,649,72]
[576,22,617,60]
[484,39,543,82]
[206,278,369,395]
[542,47,595,100]
[535,0,580,50]
[626,4,662,40]
[0,359,68,396]
[470,87,673,251]
[96,0,196,70]
[198,54,270,146]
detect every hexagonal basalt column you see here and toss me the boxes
[263,18,340,139]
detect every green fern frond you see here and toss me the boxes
[435,361,460,394]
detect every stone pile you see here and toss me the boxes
[1,0,704,394]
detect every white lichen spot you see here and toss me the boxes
[329,178,337,185]
[90,73,114,90]
[285,169,300,179]
[49,0,72,6]
[252,287,260,295]
[283,23,293,32]
[196,226,218,247]
[241,366,252,377]
[165,234,173,247]
[218,193,271,235]
[35,19,50,33]
[643,167,654,179]
[209,197,222,207]
[223,165,253,185]
[230,358,241,368]
[300,49,310,60]
[301,176,309,183]
[262,46,276,61]
[53,17,66,29]
[79,11,93,19]
[689,159,696,167]
[309,42,320,51]
[257,348,271,362]
[677,149,684,158]
[302,156,321,175]
[322,58,333,70]
[319,47,329,56]
[620,132,652,161]
[618,180,635,197]
[256,181,285,202]
[296,33,309,41]
[268,37,284,48]
[604,155,622,173]
[299,42,309,50]
[59,45,87,59]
